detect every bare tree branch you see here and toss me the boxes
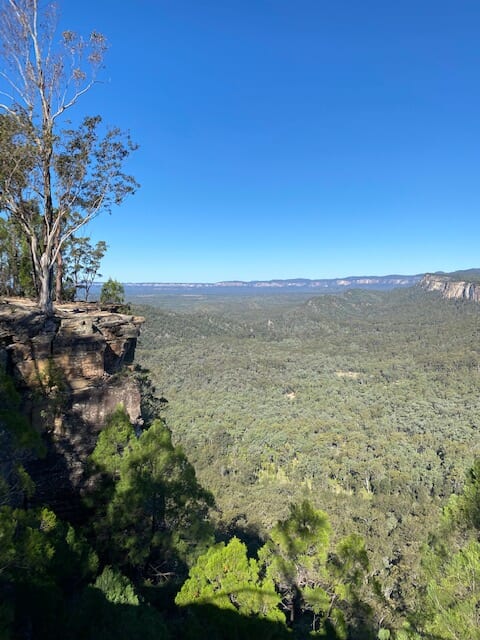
[0,0,137,312]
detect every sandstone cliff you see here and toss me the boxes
[420,274,480,303]
[0,298,145,518]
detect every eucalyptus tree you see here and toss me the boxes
[65,235,107,301]
[0,0,138,313]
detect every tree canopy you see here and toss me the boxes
[0,0,138,313]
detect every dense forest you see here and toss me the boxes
[0,0,479,636]
[132,285,480,637]
[1,283,480,638]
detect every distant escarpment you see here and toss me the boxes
[122,274,422,294]
[0,299,144,518]
[420,273,480,303]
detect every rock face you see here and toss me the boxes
[420,274,480,303]
[0,299,145,519]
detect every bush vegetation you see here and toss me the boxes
[134,286,480,628]
[2,285,480,638]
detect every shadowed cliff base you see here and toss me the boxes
[0,299,145,520]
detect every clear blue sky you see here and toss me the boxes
[58,0,480,282]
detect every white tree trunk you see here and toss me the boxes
[0,2,135,315]
[38,252,53,315]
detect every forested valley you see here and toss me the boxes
[0,0,479,636]
[131,285,480,638]
[2,283,480,638]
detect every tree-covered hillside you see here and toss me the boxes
[2,286,480,637]
[135,286,480,623]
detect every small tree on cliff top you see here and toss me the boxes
[0,0,138,314]
[100,278,124,305]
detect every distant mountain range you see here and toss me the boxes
[89,270,480,298]
[112,274,424,295]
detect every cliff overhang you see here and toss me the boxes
[0,298,145,518]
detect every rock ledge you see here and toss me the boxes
[0,298,145,518]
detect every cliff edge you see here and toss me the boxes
[0,298,145,518]
[420,274,480,303]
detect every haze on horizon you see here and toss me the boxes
[59,1,480,283]
[114,272,424,286]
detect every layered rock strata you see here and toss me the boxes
[0,298,144,518]
[421,274,480,303]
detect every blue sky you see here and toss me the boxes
[58,0,480,282]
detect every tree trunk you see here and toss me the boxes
[29,244,39,297]
[55,249,63,302]
[38,253,53,315]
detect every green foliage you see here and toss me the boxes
[65,235,107,301]
[0,505,98,638]
[331,534,370,595]
[100,278,125,305]
[444,268,480,284]
[176,537,284,622]
[259,501,331,604]
[133,364,167,426]
[175,501,373,637]
[258,501,371,636]
[36,357,70,426]
[134,286,480,626]
[94,566,140,605]
[0,0,138,312]
[89,404,136,476]
[0,506,98,589]
[443,458,480,531]
[88,409,214,575]
[414,458,480,639]
[4,284,480,637]
[0,183,108,303]
[0,370,44,507]
[0,371,43,453]
[69,570,169,640]
[0,214,38,297]
[175,538,289,640]
[422,540,480,640]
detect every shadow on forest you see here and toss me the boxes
[172,601,451,640]
[8,584,167,640]
[175,602,291,639]
[10,585,290,640]
[216,514,265,555]
[7,582,450,640]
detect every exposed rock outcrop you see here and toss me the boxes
[0,298,145,519]
[420,274,480,303]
